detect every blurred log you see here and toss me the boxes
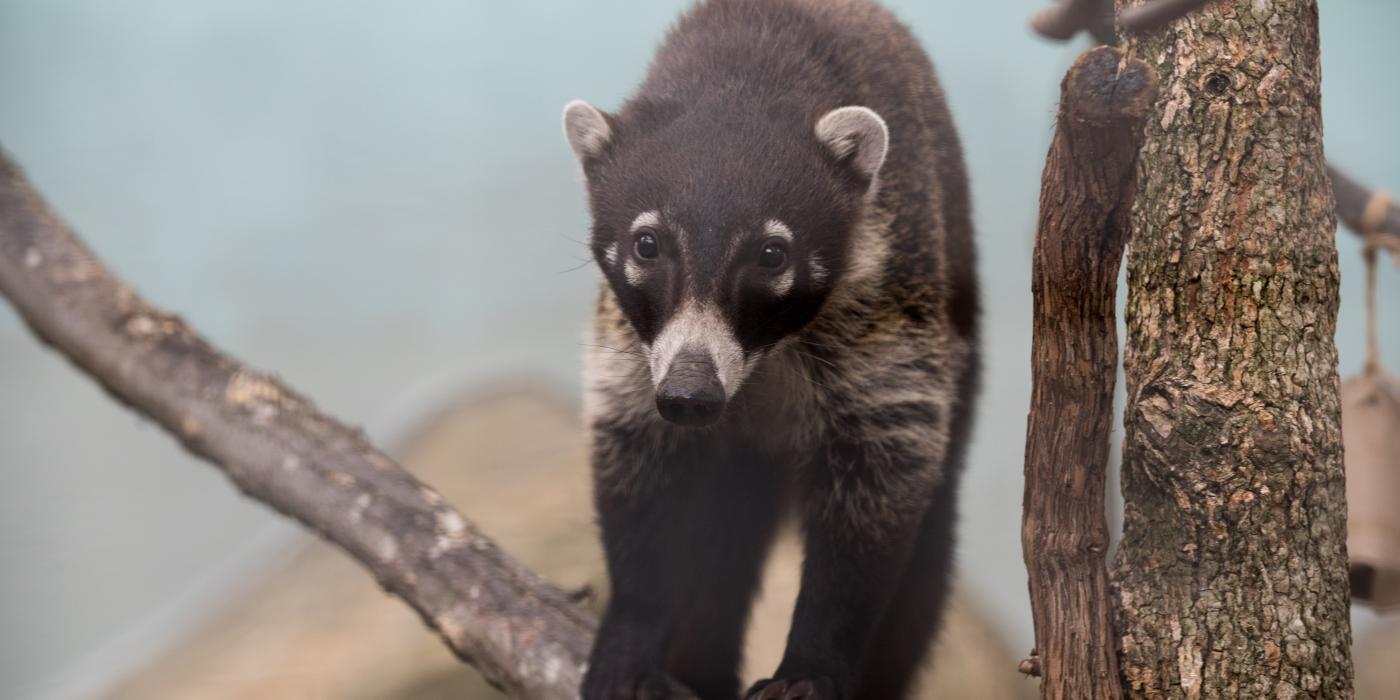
[104,389,1034,700]
[1021,46,1156,700]
[104,391,606,700]
[0,147,658,700]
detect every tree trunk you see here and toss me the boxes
[1111,1,1354,697]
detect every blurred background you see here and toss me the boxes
[1,0,1397,698]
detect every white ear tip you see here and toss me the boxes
[815,106,889,182]
[563,99,612,161]
[562,99,594,121]
[818,105,887,133]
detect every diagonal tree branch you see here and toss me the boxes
[0,146,610,700]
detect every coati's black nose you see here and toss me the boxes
[655,352,726,427]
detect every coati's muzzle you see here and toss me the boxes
[655,348,726,427]
[647,302,749,428]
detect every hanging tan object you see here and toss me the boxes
[1345,370,1400,609]
[1346,190,1400,611]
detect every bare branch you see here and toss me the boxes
[0,147,608,700]
[1030,0,1117,45]
[1021,46,1156,700]
[1120,0,1217,35]
[1030,0,1219,43]
[1330,164,1400,248]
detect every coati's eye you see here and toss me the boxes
[634,230,660,260]
[757,239,788,269]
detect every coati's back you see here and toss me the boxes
[627,0,977,340]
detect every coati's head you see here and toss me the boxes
[563,97,888,428]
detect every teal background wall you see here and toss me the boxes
[2,1,1396,697]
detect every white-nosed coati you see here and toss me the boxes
[562,1,977,698]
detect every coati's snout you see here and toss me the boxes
[654,349,725,427]
[647,303,747,427]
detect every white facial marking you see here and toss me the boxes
[771,269,796,296]
[649,302,748,398]
[764,220,796,296]
[846,210,891,286]
[809,255,829,284]
[630,211,661,233]
[623,259,645,287]
[763,219,794,242]
[603,243,618,266]
[619,212,661,286]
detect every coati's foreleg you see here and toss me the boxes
[853,478,959,700]
[747,426,949,700]
[855,352,975,700]
[584,432,782,700]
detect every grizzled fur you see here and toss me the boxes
[566,1,977,698]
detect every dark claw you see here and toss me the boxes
[746,677,831,700]
[747,680,787,700]
[583,665,683,700]
[633,673,675,700]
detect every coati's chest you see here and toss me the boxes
[586,278,963,463]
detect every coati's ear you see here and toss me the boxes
[563,100,613,164]
[815,106,889,186]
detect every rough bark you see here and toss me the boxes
[1110,1,1353,697]
[0,147,613,700]
[1021,46,1156,700]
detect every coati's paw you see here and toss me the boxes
[744,677,838,700]
[581,665,684,700]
